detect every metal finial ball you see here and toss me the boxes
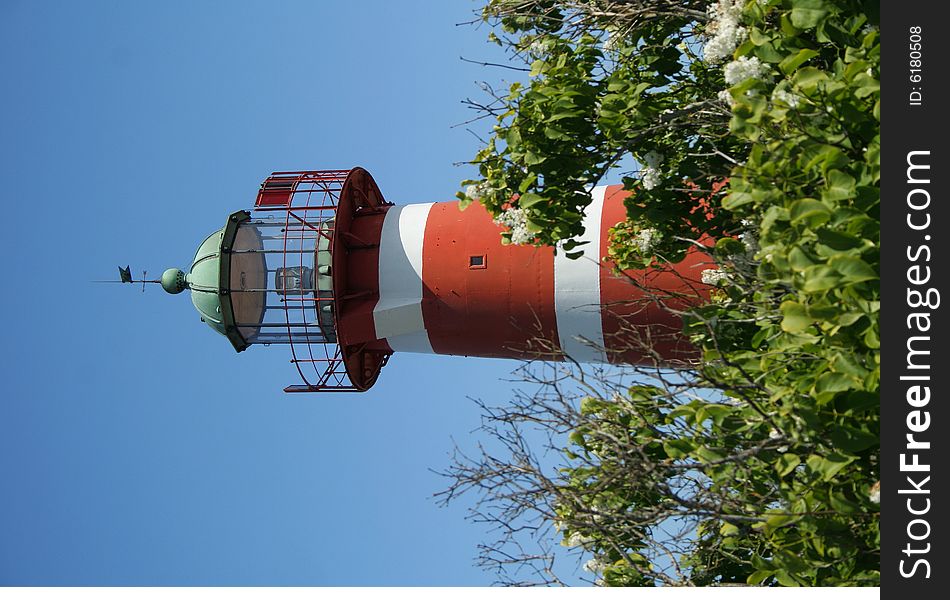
[161,268,188,294]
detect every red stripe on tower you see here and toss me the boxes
[598,185,711,364]
[419,201,560,359]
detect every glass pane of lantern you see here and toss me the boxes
[229,223,267,341]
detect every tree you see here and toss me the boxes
[442,0,880,586]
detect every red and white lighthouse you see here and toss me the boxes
[161,167,711,392]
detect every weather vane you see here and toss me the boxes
[94,265,161,292]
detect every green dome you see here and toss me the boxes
[189,228,226,336]
[166,210,255,353]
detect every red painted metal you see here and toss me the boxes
[249,168,389,392]
[598,185,711,365]
[421,201,561,359]
[328,168,393,390]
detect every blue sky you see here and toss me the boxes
[0,0,616,585]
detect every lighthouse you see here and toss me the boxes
[158,167,710,392]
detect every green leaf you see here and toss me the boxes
[830,256,878,283]
[790,198,832,226]
[856,79,880,99]
[764,509,801,530]
[815,372,857,394]
[793,67,828,92]
[816,228,864,252]
[830,425,878,453]
[774,570,803,587]
[823,170,857,202]
[579,396,599,414]
[747,570,774,586]
[834,391,879,414]
[667,405,696,421]
[788,246,815,271]
[753,42,784,63]
[547,111,579,122]
[518,192,546,208]
[696,445,726,463]
[829,489,862,514]
[518,173,538,194]
[806,452,855,481]
[702,404,733,426]
[716,237,746,255]
[663,439,695,459]
[832,353,870,379]
[780,301,811,333]
[722,191,755,210]
[506,127,522,148]
[864,326,880,349]
[544,125,570,140]
[720,522,739,537]
[779,48,820,74]
[801,265,842,292]
[524,150,544,165]
[775,453,801,477]
[749,28,771,46]
[791,7,828,29]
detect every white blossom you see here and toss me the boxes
[493,207,533,245]
[584,557,610,573]
[723,55,772,85]
[772,88,801,108]
[633,227,659,255]
[528,38,550,56]
[642,150,663,168]
[639,151,664,191]
[738,231,757,252]
[701,268,729,285]
[768,428,788,452]
[567,532,595,548]
[717,89,733,104]
[641,167,661,190]
[703,0,747,64]
[465,181,490,202]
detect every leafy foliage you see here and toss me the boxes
[452,0,880,586]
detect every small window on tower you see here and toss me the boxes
[469,255,487,270]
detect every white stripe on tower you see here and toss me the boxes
[553,186,607,363]
[373,203,435,353]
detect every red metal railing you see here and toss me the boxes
[253,170,359,392]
